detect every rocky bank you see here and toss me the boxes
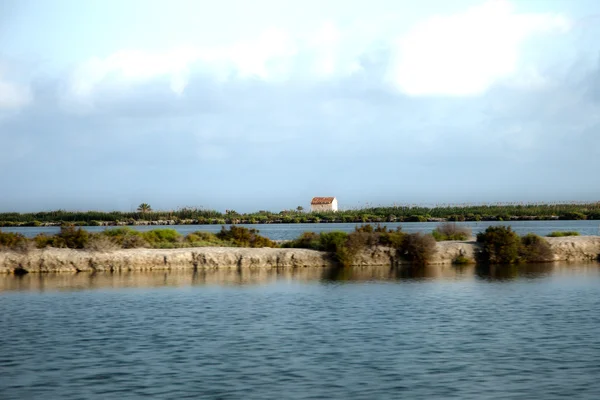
[1,236,599,274]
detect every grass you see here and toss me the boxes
[432,222,472,241]
[546,231,580,237]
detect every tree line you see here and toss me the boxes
[0,201,599,227]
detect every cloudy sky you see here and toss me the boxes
[1,0,599,212]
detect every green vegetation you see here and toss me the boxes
[519,234,554,263]
[215,225,276,248]
[283,224,436,266]
[477,226,555,264]
[0,230,28,250]
[0,224,590,267]
[1,201,599,227]
[137,203,152,214]
[477,226,523,264]
[547,231,580,237]
[432,222,472,241]
[0,226,273,251]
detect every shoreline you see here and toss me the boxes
[1,215,594,228]
[1,236,599,274]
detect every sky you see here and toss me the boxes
[0,0,599,212]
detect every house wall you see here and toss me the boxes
[310,199,338,212]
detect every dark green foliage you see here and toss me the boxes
[283,225,434,266]
[56,225,90,249]
[559,212,587,220]
[0,230,28,250]
[477,226,522,264]
[547,231,580,237]
[401,233,437,265]
[519,234,554,263]
[1,202,600,226]
[432,223,472,241]
[216,226,276,248]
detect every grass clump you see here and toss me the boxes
[547,231,580,237]
[432,222,472,241]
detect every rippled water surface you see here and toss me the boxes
[2,264,600,399]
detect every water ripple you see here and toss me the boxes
[2,269,600,399]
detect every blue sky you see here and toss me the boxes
[1,0,599,212]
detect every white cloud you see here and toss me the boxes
[69,47,197,97]
[0,76,31,109]
[387,0,570,96]
[64,1,571,103]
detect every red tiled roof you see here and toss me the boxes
[311,197,335,205]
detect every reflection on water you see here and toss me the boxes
[2,262,600,400]
[1,262,599,292]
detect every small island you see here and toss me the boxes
[1,224,598,274]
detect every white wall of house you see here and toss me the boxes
[310,198,338,212]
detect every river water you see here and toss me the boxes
[2,263,600,399]
[4,220,600,239]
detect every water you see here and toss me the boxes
[2,264,600,399]
[4,220,600,240]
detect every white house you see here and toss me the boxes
[310,197,338,212]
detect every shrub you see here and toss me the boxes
[476,226,521,264]
[432,222,472,241]
[216,226,276,248]
[401,233,437,265]
[317,231,349,252]
[121,235,150,249]
[547,231,580,237]
[102,227,148,248]
[142,229,182,246]
[184,231,230,247]
[520,234,554,262]
[282,232,321,250]
[378,228,406,249]
[0,230,28,250]
[85,234,120,251]
[56,225,89,249]
[33,234,55,248]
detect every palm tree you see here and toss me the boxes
[137,203,152,214]
[296,206,304,212]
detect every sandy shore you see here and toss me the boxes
[1,236,598,274]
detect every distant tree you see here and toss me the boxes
[137,203,152,214]
[297,206,304,212]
